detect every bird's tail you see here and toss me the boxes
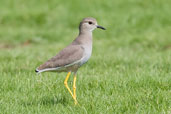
[35,69,39,73]
[35,68,43,74]
[35,68,55,73]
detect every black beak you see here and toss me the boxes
[97,25,106,30]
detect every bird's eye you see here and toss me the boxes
[88,22,93,25]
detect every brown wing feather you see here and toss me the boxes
[37,45,84,70]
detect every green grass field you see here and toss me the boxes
[0,0,171,113]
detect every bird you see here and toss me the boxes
[35,17,106,105]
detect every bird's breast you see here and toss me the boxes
[81,45,92,65]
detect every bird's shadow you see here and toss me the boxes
[21,95,68,106]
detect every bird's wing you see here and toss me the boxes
[37,45,84,70]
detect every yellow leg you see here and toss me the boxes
[64,72,78,104]
[73,75,77,105]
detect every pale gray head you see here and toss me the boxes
[79,17,106,33]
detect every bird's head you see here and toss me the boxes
[79,17,106,33]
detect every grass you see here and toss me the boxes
[0,0,171,113]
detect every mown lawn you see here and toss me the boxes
[0,0,171,113]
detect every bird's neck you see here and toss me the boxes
[79,29,93,35]
[73,31,93,46]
